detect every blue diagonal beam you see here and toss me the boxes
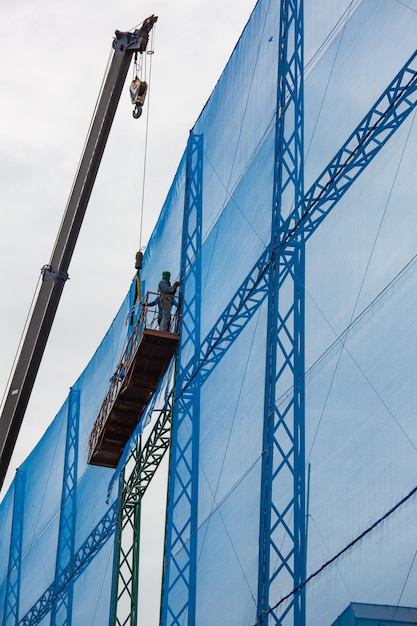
[179,247,271,391]
[162,131,203,626]
[51,388,80,626]
[179,47,417,397]
[20,502,117,626]
[282,47,417,243]
[122,390,174,507]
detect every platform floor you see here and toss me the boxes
[88,329,179,468]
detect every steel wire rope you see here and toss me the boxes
[137,26,155,252]
[189,307,263,611]
[80,28,156,494]
[259,4,358,585]
[267,253,417,589]
[394,0,417,14]
[303,0,363,81]
[307,514,354,597]
[180,1,363,288]
[306,109,417,462]
[304,0,357,166]
[0,275,67,592]
[178,160,417,455]
[175,4,365,395]
[18,436,62,582]
[22,323,132,598]
[16,403,74,602]
[200,0,272,297]
[197,0,363,271]
[90,543,115,624]
[0,45,115,484]
[250,480,417,625]
[393,549,417,616]
[186,2,362,269]
[267,250,417,457]
[163,452,264,566]
[248,250,417,591]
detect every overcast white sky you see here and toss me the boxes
[0,3,255,622]
[0,0,256,497]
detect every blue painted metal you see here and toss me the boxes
[4,468,25,626]
[180,43,417,403]
[51,388,80,625]
[10,20,417,626]
[162,132,203,625]
[281,47,417,245]
[20,501,118,625]
[258,1,305,625]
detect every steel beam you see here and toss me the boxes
[51,388,80,625]
[0,17,157,491]
[111,388,175,626]
[179,43,417,404]
[4,468,25,625]
[257,1,305,624]
[161,132,203,625]
[20,502,118,626]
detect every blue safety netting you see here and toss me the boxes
[2,1,417,624]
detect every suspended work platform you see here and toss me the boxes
[88,292,180,468]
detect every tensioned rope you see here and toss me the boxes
[306,108,417,462]
[251,480,417,625]
[200,0,272,299]
[137,26,155,251]
[193,307,264,610]
[304,0,357,164]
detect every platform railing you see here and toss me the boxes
[88,292,180,461]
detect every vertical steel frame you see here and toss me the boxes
[51,387,80,625]
[111,385,175,626]
[258,1,306,624]
[111,439,142,626]
[4,467,25,625]
[161,132,203,625]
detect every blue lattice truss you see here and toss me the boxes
[4,468,25,626]
[161,131,203,625]
[257,1,305,624]
[51,388,80,626]
[10,26,417,626]
[163,39,417,626]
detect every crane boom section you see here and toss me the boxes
[0,16,157,492]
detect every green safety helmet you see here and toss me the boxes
[162,271,171,281]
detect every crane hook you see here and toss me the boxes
[130,77,148,120]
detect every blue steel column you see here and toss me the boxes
[161,132,203,625]
[51,387,80,625]
[258,1,305,624]
[4,467,25,625]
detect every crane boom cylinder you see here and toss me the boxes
[0,16,157,492]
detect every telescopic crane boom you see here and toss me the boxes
[0,15,157,492]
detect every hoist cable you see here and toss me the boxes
[138,28,155,251]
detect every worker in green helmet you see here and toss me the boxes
[157,271,180,331]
